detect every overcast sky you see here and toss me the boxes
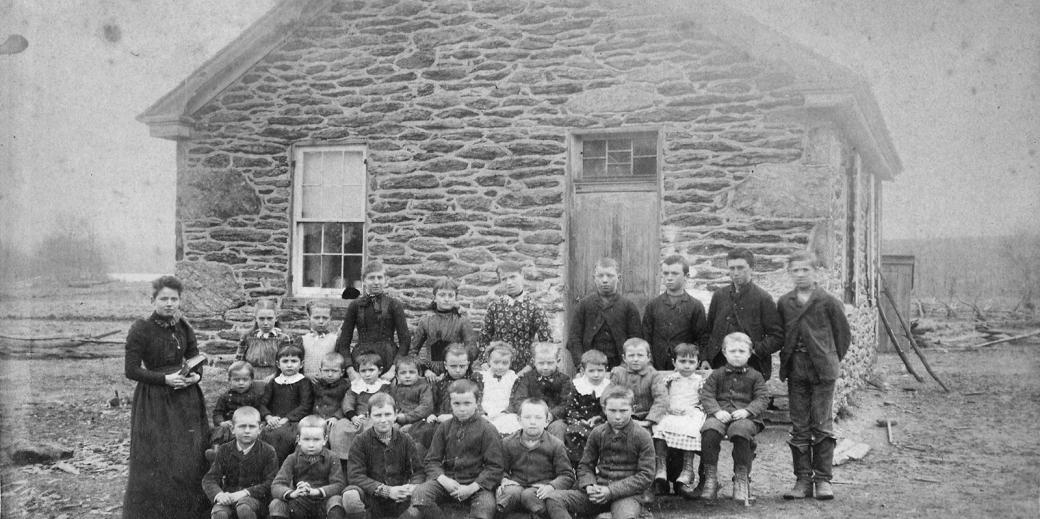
[1,0,1037,271]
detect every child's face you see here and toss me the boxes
[229,370,254,393]
[396,364,419,385]
[255,309,276,333]
[358,364,380,384]
[364,270,386,295]
[319,361,344,384]
[297,427,326,456]
[533,351,558,377]
[488,351,512,377]
[727,258,752,286]
[583,363,607,384]
[661,262,686,293]
[278,355,302,377]
[788,260,815,290]
[309,307,331,333]
[444,353,469,379]
[594,265,620,296]
[674,355,698,376]
[450,391,478,421]
[152,287,181,317]
[623,346,650,372]
[434,289,457,311]
[499,271,524,296]
[519,403,548,437]
[723,341,751,367]
[232,416,261,446]
[604,397,633,429]
[369,404,397,436]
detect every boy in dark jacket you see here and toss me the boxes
[567,257,643,369]
[312,353,351,425]
[698,332,770,502]
[343,393,425,519]
[202,406,279,519]
[777,252,851,501]
[498,398,575,517]
[270,416,347,519]
[544,386,655,519]
[507,342,574,438]
[404,379,503,519]
[209,361,265,455]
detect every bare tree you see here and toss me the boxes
[999,230,1040,315]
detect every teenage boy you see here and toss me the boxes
[544,386,655,519]
[336,260,410,381]
[777,252,851,501]
[643,254,708,372]
[567,258,643,369]
[479,261,553,374]
[202,406,279,519]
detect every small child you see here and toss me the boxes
[507,342,573,439]
[544,386,655,519]
[269,416,348,519]
[390,356,435,430]
[563,350,610,465]
[610,338,668,497]
[497,398,575,517]
[651,343,707,499]
[342,393,425,519]
[698,332,770,501]
[237,299,294,383]
[328,353,390,462]
[202,406,279,519]
[335,260,410,381]
[480,341,520,435]
[259,344,316,463]
[478,261,553,376]
[300,301,338,382]
[429,344,484,424]
[311,353,351,429]
[406,380,503,519]
[409,277,478,380]
[210,361,265,455]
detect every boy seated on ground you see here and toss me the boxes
[209,361,265,459]
[497,398,575,517]
[202,406,279,519]
[544,386,655,519]
[507,342,573,439]
[270,415,348,519]
[403,379,503,519]
[342,393,425,519]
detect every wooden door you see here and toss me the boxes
[879,255,915,353]
[568,188,659,313]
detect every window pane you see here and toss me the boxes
[633,157,656,176]
[302,255,322,288]
[607,150,631,164]
[323,223,343,253]
[343,151,365,186]
[583,158,606,178]
[344,256,363,289]
[322,151,343,187]
[606,139,631,153]
[583,139,606,158]
[301,186,320,219]
[322,255,342,288]
[343,223,363,253]
[302,152,322,186]
[302,223,322,253]
[607,163,631,176]
[633,138,657,156]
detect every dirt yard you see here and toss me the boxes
[1,283,1038,518]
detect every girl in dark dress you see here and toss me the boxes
[123,276,210,519]
[563,350,610,464]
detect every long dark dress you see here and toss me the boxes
[123,312,210,519]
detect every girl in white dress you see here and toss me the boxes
[652,343,707,494]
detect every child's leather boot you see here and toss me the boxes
[700,464,719,500]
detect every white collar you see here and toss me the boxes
[573,375,608,397]
[351,378,389,394]
[236,441,256,455]
[274,373,305,384]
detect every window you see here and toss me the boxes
[571,130,660,189]
[292,145,366,296]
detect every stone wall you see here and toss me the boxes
[173,0,881,401]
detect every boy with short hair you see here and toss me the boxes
[609,338,669,495]
[405,380,504,519]
[270,415,347,519]
[643,254,708,371]
[498,398,575,517]
[312,353,350,428]
[336,260,410,381]
[698,332,770,501]
[481,341,521,434]
[329,353,391,462]
[210,361,265,455]
[508,342,573,438]
[202,406,279,519]
[343,393,425,519]
[478,261,553,375]
[544,386,655,519]
[777,252,851,501]
[568,258,643,370]
[389,356,434,431]
[429,344,484,423]
[300,301,338,382]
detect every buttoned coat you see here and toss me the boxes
[567,292,643,367]
[642,291,708,370]
[776,286,852,383]
[703,282,783,380]
[576,420,655,499]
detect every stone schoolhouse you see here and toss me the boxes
[139,0,901,406]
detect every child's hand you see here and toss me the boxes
[424,370,439,382]
[587,416,603,427]
[388,485,411,502]
[266,415,281,427]
[452,482,479,501]
[632,419,650,428]
[437,413,453,423]
[534,483,554,500]
[500,477,520,488]
[714,410,732,423]
[731,409,751,420]
[214,492,234,505]
[220,420,233,428]
[437,475,460,493]
[425,414,437,423]
[586,484,610,504]
[277,417,289,427]
[351,416,365,428]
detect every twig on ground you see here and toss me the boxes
[972,330,1040,348]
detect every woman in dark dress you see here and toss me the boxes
[123,276,210,519]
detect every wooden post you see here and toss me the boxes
[880,275,951,392]
[878,305,925,383]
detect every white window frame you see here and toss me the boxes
[568,128,661,193]
[291,143,368,297]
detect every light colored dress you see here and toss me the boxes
[301,331,338,381]
[481,369,520,434]
[652,372,706,451]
